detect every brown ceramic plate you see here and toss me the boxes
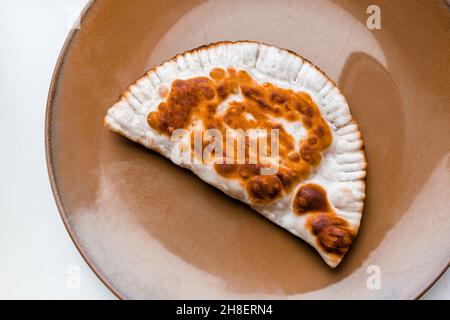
[46,0,449,299]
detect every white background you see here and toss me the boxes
[0,0,447,299]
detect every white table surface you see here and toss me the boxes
[0,0,447,300]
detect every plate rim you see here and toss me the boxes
[44,0,449,300]
[45,0,125,300]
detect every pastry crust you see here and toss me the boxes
[105,41,367,267]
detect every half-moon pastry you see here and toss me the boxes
[105,41,366,267]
